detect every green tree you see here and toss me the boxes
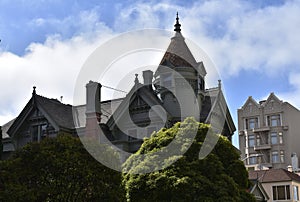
[0,134,125,201]
[122,117,255,202]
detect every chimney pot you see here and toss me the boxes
[143,70,153,86]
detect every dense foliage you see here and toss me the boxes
[122,117,255,202]
[0,134,125,201]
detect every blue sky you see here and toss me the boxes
[1,0,299,148]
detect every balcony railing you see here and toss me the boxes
[253,126,270,133]
[254,144,271,151]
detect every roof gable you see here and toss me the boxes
[106,84,169,129]
[263,93,283,112]
[36,95,74,129]
[203,87,236,135]
[241,96,260,110]
[7,93,74,137]
[250,180,269,201]
[1,118,16,139]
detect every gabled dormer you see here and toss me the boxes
[7,87,75,149]
[239,96,260,116]
[263,92,283,113]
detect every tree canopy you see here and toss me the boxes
[0,134,125,201]
[122,117,255,202]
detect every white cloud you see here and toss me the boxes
[1,0,300,126]
[0,18,114,125]
[277,72,300,109]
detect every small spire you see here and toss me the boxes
[218,80,221,90]
[134,74,139,84]
[33,86,36,95]
[174,12,181,32]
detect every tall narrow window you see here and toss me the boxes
[280,150,285,163]
[272,151,279,163]
[198,77,205,91]
[294,186,299,201]
[247,117,258,129]
[248,135,255,147]
[245,119,249,130]
[256,135,261,146]
[271,132,278,144]
[279,132,283,144]
[32,125,39,142]
[249,156,257,165]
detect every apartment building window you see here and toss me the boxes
[273,185,290,200]
[271,132,278,144]
[272,151,279,163]
[293,186,299,201]
[245,117,259,129]
[249,156,257,165]
[248,135,255,147]
[267,114,281,127]
[280,150,285,163]
[256,135,261,146]
[279,132,283,144]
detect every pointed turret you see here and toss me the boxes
[157,13,197,69]
[153,13,205,122]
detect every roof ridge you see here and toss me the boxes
[36,94,71,107]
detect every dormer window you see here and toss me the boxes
[198,76,205,91]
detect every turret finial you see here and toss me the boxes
[174,12,181,32]
[134,74,139,84]
[33,86,36,95]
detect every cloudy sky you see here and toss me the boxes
[1,0,299,147]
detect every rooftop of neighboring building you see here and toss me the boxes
[1,118,16,139]
[249,168,300,183]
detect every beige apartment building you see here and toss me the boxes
[238,93,300,171]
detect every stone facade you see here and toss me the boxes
[238,93,300,171]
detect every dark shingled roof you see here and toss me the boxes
[160,52,193,68]
[249,169,300,183]
[36,95,74,129]
[1,118,16,139]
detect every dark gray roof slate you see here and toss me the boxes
[36,95,75,129]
